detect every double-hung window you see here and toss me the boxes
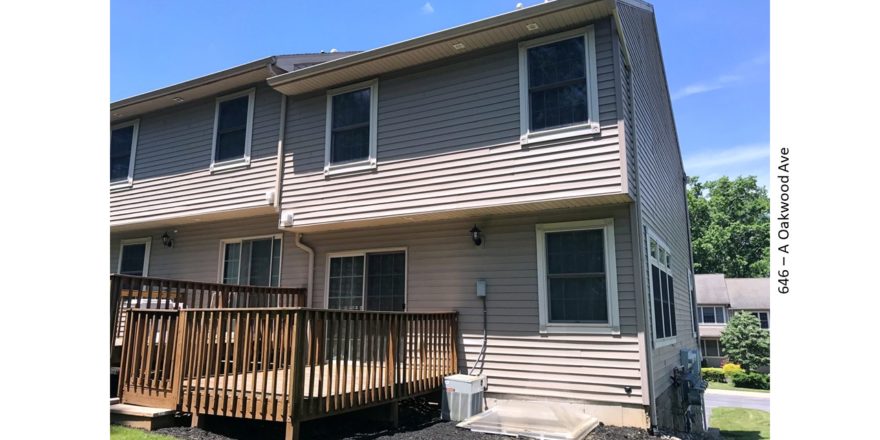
[700,339,722,358]
[751,311,770,329]
[220,235,282,286]
[110,120,139,187]
[326,249,406,311]
[698,306,727,324]
[118,238,151,276]
[648,235,677,345]
[518,27,600,145]
[536,219,619,334]
[324,79,379,175]
[211,88,255,171]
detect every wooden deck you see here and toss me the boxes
[117,307,459,440]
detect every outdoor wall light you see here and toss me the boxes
[470,225,483,246]
[161,231,175,248]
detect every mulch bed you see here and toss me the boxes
[155,396,711,440]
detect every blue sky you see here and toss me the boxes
[111,0,769,187]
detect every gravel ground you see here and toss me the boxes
[156,396,712,440]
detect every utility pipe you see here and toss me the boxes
[294,233,315,307]
[273,94,288,210]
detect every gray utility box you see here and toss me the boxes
[442,374,485,422]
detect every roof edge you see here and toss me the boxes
[111,56,276,111]
[267,0,605,88]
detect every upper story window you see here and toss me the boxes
[648,235,677,346]
[518,27,600,145]
[751,311,770,329]
[211,88,255,171]
[536,219,620,334]
[110,120,139,187]
[324,79,379,176]
[699,306,727,324]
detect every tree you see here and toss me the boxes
[687,176,770,277]
[720,312,770,371]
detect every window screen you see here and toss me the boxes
[215,95,249,162]
[366,252,406,312]
[221,238,280,286]
[545,229,607,323]
[119,243,147,276]
[330,88,371,164]
[527,36,588,131]
[111,125,135,182]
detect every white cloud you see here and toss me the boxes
[672,52,768,100]
[421,2,434,14]
[684,143,770,187]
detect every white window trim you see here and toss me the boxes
[323,247,408,311]
[647,230,677,348]
[700,339,723,358]
[210,88,256,172]
[323,79,379,177]
[698,305,728,325]
[536,219,619,335]
[110,119,140,190]
[518,26,601,147]
[217,233,283,286]
[117,237,152,276]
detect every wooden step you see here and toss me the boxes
[110,403,176,431]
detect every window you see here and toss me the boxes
[324,79,379,175]
[118,238,151,276]
[536,219,619,334]
[698,306,728,324]
[700,339,722,358]
[110,120,139,186]
[648,235,676,344]
[751,311,770,329]
[219,235,282,286]
[689,273,698,335]
[211,88,255,170]
[518,27,600,145]
[326,249,406,311]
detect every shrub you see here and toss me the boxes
[731,372,770,390]
[701,368,726,383]
[722,363,743,377]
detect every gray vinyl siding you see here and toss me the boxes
[616,0,699,412]
[110,83,283,226]
[299,205,643,407]
[281,18,625,229]
[110,214,307,288]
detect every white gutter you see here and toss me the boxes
[294,233,315,307]
[274,95,287,210]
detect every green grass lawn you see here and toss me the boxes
[710,407,770,440]
[708,381,770,393]
[110,426,176,440]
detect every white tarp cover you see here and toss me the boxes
[456,400,600,440]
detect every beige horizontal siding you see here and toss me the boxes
[110,84,283,226]
[617,2,699,407]
[110,214,307,288]
[297,204,643,406]
[281,19,623,229]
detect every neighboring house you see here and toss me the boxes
[110,0,702,432]
[694,274,770,367]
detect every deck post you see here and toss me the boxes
[388,401,399,428]
[190,412,204,428]
[284,421,301,440]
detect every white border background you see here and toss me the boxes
[3,1,880,438]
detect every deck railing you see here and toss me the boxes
[118,308,459,426]
[111,274,307,349]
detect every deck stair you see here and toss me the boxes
[111,403,177,431]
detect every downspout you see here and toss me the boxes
[294,233,315,307]
[273,94,287,210]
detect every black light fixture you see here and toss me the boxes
[470,225,483,246]
[161,231,175,248]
